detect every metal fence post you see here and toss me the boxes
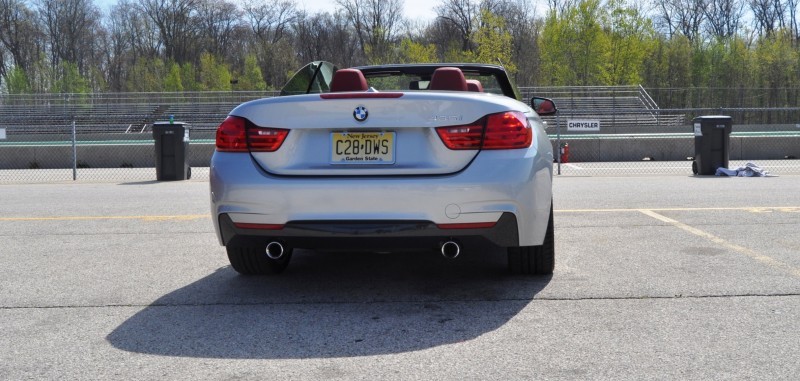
[72,120,77,181]
[556,113,561,175]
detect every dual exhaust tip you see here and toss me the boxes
[266,240,461,260]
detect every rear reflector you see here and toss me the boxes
[436,111,532,150]
[215,115,289,152]
[234,223,285,230]
[437,222,497,229]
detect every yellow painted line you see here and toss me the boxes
[557,206,800,213]
[639,209,800,278]
[0,214,210,222]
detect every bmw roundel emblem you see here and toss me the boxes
[353,106,368,122]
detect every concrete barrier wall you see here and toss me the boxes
[549,136,800,162]
[2,130,799,169]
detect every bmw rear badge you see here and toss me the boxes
[353,106,368,122]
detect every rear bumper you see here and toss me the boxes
[218,212,520,250]
[210,147,553,247]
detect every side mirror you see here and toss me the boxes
[531,97,557,116]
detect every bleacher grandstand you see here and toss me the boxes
[0,91,277,135]
[0,86,681,136]
[520,85,686,132]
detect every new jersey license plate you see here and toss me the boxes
[331,132,395,164]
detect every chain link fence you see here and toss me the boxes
[2,89,799,183]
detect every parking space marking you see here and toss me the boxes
[0,215,209,222]
[557,206,800,213]
[638,209,800,278]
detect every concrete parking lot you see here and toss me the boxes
[1,174,799,379]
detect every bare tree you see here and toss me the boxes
[704,0,744,38]
[653,0,707,40]
[140,0,199,62]
[195,0,242,59]
[484,0,541,84]
[35,0,102,71]
[749,0,788,36]
[337,0,405,62]
[0,0,43,77]
[294,10,360,67]
[435,0,481,51]
[243,0,297,44]
[787,0,799,40]
[105,0,164,90]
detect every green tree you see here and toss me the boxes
[539,0,612,86]
[238,54,267,91]
[473,10,516,73]
[642,35,693,107]
[164,62,184,92]
[607,1,654,85]
[52,62,90,93]
[398,38,438,63]
[127,58,166,92]
[5,66,31,94]
[199,52,232,91]
[180,62,200,91]
[753,30,799,107]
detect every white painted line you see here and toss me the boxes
[557,206,800,213]
[564,163,584,170]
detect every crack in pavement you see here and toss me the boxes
[2,293,798,310]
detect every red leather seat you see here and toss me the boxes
[466,79,483,92]
[429,67,468,91]
[330,69,369,92]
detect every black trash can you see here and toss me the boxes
[692,116,732,175]
[152,121,191,180]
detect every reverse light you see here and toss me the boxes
[436,122,484,150]
[215,116,289,152]
[436,111,532,150]
[248,126,289,152]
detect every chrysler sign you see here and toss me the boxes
[567,120,600,132]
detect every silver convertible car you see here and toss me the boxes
[210,62,557,275]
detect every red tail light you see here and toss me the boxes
[436,111,531,150]
[483,111,532,150]
[215,116,289,152]
[216,116,247,152]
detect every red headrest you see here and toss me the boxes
[330,69,368,92]
[429,67,467,91]
[466,79,483,92]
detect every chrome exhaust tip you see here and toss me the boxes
[265,241,285,260]
[440,240,461,259]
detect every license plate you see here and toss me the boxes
[331,132,395,164]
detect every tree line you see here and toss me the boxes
[1,0,799,108]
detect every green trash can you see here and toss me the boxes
[153,121,191,180]
[692,116,732,175]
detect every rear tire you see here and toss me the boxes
[508,204,554,275]
[226,243,292,275]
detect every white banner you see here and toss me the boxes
[567,120,601,132]
[0,128,5,139]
